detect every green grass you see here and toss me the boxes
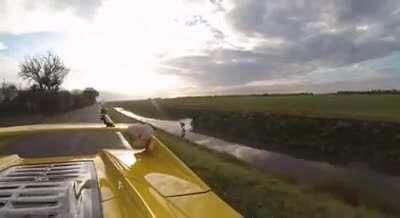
[109,95,400,122]
[157,130,391,218]
[106,107,394,218]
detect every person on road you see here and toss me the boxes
[180,121,186,138]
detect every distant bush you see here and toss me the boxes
[0,87,99,115]
[262,92,314,96]
[191,111,400,163]
[336,89,400,95]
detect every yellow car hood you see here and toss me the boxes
[0,134,241,218]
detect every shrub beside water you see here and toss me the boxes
[191,111,400,162]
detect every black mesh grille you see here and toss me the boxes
[0,161,102,218]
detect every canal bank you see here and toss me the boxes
[113,106,400,216]
[107,107,397,217]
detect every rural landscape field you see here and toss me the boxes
[110,94,400,121]
[109,94,400,163]
[106,93,400,217]
[1,92,400,217]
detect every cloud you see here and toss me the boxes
[335,0,396,23]
[160,48,316,87]
[1,0,103,18]
[159,0,400,94]
[48,0,104,18]
[2,0,400,96]
[195,75,400,96]
[278,30,400,67]
[226,0,335,40]
[184,15,226,43]
[224,0,400,64]
[0,0,103,33]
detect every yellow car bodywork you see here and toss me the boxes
[0,124,242,218]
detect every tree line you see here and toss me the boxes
[0,52,99,115]
[335,89,400,95]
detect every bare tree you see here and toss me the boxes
[19,52,70,93]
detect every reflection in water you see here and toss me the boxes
[114,107,400,193]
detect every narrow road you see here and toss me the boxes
[0,104,129,158]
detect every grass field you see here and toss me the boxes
[157,131,392,218]
[109,95,400,164]
[109,94,400,122]
[106,107,396,218]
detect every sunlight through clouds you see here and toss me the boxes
[1,0,400,98]
[59,0,222,97]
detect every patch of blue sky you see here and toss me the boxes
[0,31,64,60]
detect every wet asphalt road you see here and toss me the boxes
[1,105,128,158]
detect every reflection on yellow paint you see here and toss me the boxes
[110,150,137,167]
[145,173,204,197]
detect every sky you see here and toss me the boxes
[1,0,400,99]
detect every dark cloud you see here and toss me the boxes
[160,0,400,92]
[279,30,400,66]
[161,49,314,86]
[226,0,336,40]
[335,0,396,23]
[226,0,400,40]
